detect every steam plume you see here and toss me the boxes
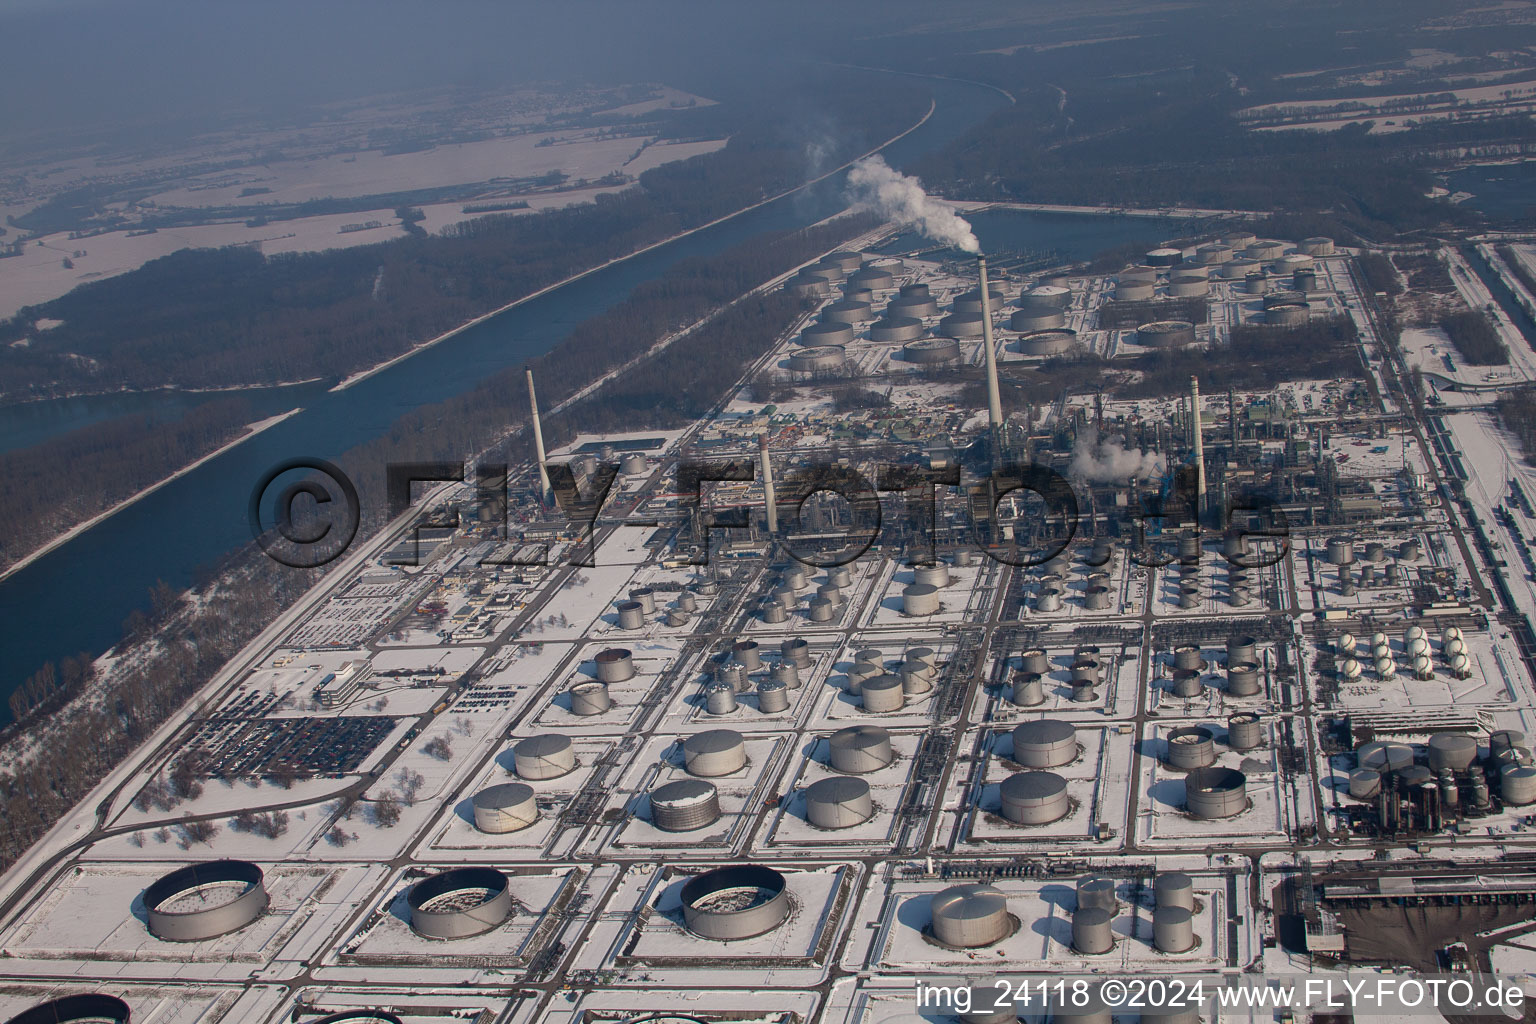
[845,155,979,252]
[1069,427,1165,484]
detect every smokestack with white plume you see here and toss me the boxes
[845,155,979,252]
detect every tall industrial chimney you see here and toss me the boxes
[1190,375,1206,522]
[759,433,778,534]
[526,369,552,504]
[977,256,1004,455]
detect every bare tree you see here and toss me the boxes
[370,794,402,828]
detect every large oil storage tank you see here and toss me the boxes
[903,583,941,615]
[799,321,854,347]
[569,681,612,716]
[1220,258,1260,279]
[2,997,132,1024]
[1299,236,1335,256]
[1114,281,1156,301]
[1012,672,1046,706]
[821,298,874,324]
[1349,768,1382,799]
[680,865,790,940]
[829,724,894,772]
[1244,272,1270,295]
[1227,662,1261,696]
[1503,766,1536,805]
[512,734,576,780]
[408,866,513,939]
[143,860,269,941]
[1072,907,1115,954]
[1168,275,1209,297]
[1358,741,1414,772]
[862,673,906,712]
[1012,719,1077,767]
[1020,649,1050,674]
[1010,308,1066,332]
[1167,726,1217,770]
[650,778,721,831]
[820,250,864,272]
[1154,906,1196,953]
[616,601,646,629]
[847,266,896,291]
[683,729,747,776]
[1493,730,1526,758]
[1155,871,1196,911]
[1185,766,1248,818]
[1196,243,1234,265]
[1145,247,1183,267]
[869,314,926,342]
[930,883,1013,948]
[1221,230,1259,248]
[785,273,832,298]
[786,345,847,373]
[903,338,961,364]
[1228,712,1263,751]
[1325,536,1356,565]
[595,648,635,683]
[1244,240,1285,261]
[953,284,1008,314]
[1017,328,1079,356]
[1018,284,1072,310]
[899,281,931,299]
[1266,303,1310,326]
[1136,321,1197,348]
[1118,267,1158,285]
[806,260,846,283]
[1428,733,1479,771]
[805,776,873,828]
[887,293,940,318]
[472,782,538,833]
[938,311,986,339]
[1000,770,1070,824]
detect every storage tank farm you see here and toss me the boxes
[15,208,1535,1024]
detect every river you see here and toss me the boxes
[0,75,1187,717]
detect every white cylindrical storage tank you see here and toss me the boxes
[616,601,646,629]
[953,285,1008,314]
[830,566,853,587]
[799,320,855,347]
[1227,635,1257,665]
[761,600,787,624]
[805,776,873,828]
[705,682,738,715]
[1137,320,1197,347]
[1358,742,1414,772]
[1220,258,1260,279]
[786,345,848,373]
[848,265,896,291]
[1196,242,1233,264]
[1010,308,1066,332]
[1349,768,1382,799]
[1227,662,1261,696]
[1145,247,1183,267]
[594,648,635,682]
[1493,730,1526,758]
[1504,766,1536,805]
[862,673,906,712]
[1114,281,1156,301]
[665,609,691,627]
[1018,284,1072,309]
[937,311,985,339]
[808,597,836,621]
[771,661,800,689]
[1244,273,1270,295]
[1299,236,1335,255]
[1171,670,1203,698]
[1155,871,1196,910]
[473,782,538,833]
[1085,585,1112,610]
[1168,275,1209,297]
[1011,672,1046,706]
[716,662,748,692]
[1020,649,1051,675]
[684,729,747,777]
[649,778,720,831]
[1266,302,1310,326]
[1167,726,1217,770]
[1185,766,1248,818]
[1154,906,1196,953]
[680,865,789,941]
[1173,645,1203,672]
[628,587,656,615]
[732,639,763,669]
[899,660,934,694]
[909,645,938,668]
[821,298,873,323]
[930,883,1012,948]
[757,679,790,713]
[1325,537,1355,565]
[1013,719,1077,767]
[885,294,939,317]
[782,637,811,667]
[512,734,576,780]
[1036,592,1063,612]
[829,724,894,773]
[569,681,611,716]
[1000,770,1070,824]
[1072,907,1115,954]
[903,337,961,363]
[1227,711,1263,750]
[847,660,880,693]
[1428,733,1479,772]
[1244,240,1285,260]
[1016,328,1081,357]
[913,563,950,588]
[903,583,941,616]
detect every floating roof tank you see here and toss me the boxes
[595,648,635,683]
[822,298,874,323]
[1299,236,1335,255]
[886,294,940,317]
[1227,662,1261,696]
[569,681,611,716]
[952,285,1008,314]
[1168,275,1209,297]
[680,865,789,940]
[1114,281,1156,301]
[847,266,895,291]
[1011,672,1046,706]
[1227,712,1263,751]
[1017,328,1079,356]
[786,345,847,373]
[1185,766,1248,818]
[683,729,747,776]
[143,860,269,942]
[1174,645,1204,672]
[914,564,950,588]
[1020,649,1050,675]
[1493,730,1526,758]
[930,883,1013,948]
[407,866,512,939]
[472,782,538,833]
[649,778,721,831]
[1136,321,1197,348]
[1013,719,1077,767]
[903,337,961,363]
[1167,726,1217,770]
[805,776,873,828]
[1017,284,1072,309]
[822,250,864,272]
[1266,303,1310,326]
[1227,635,1257,665]
[1010,308,1067,332]
[513,734,576,780]
[1000,770,1070,824]
[1145,247,1183,267]
[799,321,855,347]
[616,601,646,629]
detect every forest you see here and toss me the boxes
[1439,309,1509,365]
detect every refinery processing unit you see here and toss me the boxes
[11,219,1536,1024]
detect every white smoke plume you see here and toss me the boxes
[844,155,979,253]
[1069,427,1166,484]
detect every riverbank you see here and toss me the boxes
[0,407,301,584]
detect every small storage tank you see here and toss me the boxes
[1174,645,1203,672]
[1228,712,1263,751]
[569,681,611,716]
[781,637,811,666]
[786,345,847,373]
[1010,308,1066,332]
[1118,267,1158,285]
[899,281,931,299]
[1036,592,1063,612]
[513,734,577,780]
[1177,585,1201,609]
[1171,670,1203,698]
[757,679,790,713]
[930,883,1012,948]
[1364,541,1387,563]
[1011,672,1046,706]
[1227,635,1257,665]
[937,311,985,339]
[848,661,880,693]
[1423,733,1478,772]
[805,776,873,828]
[903,583,941,615]
[732,639,763,670]
[628,587,656,615]
[912,563,950,589]
[705,682,738,715]
[1012,719,1077,767]
[1294,268,1318,292]
[649,778,721,832]
[1263,289,1307,309]
[716,662,748,691]
[761,600,787,624]
[1196,243,1233,264]
[909,646,938,668]
[1135,320,1198,348]
[899,661,934,695]
[1071,681,1097,703]
[862,673,906,712]
[1244,240,1285,260]
[808,597,836,621]
[684,729,747,776]
[829,724,894,773]
[1085,585,1112,610]
[1244,273,1270,295]
[1221,231,1259,248]
[595,648,635,683]
[1154,905,1196,953]
[771,662,801,689]
[903,337,961,363]
[1325,537,1355,565]
[830,566,854,588]
[1155,871,1196,910]
[1020,649,1051,675]
[1072,907,1115,954]
[616,601,646,629]
[1504,766,1536,805]
[1349,768,1382,799]
[1001,770,1070,824]
[1167,726,1217,770]
[472,782,538,833]
[1220,258,1260,279]
[822,250,865,272]
[1077,876,1117,913]
[848,265,896,291]
[1185,766,1248,818]
[666,609,691,627]
[1227,662,1261,696]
